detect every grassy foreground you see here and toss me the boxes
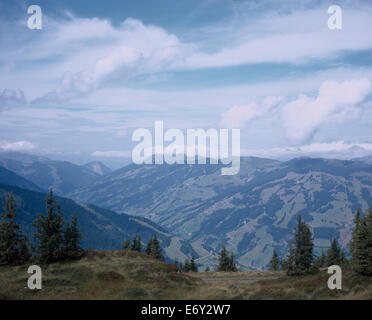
[0,251,371,300]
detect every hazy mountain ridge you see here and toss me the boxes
[353,154,372,165]
[0,152,110,195]
[0,183,196,262]
[0,166,43,192]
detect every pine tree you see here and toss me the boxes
[287,215,314,276]
[137,236,142,252]
[62,214,83,259]
[320,249,326,267]
[150,234,164,260]
[217,245,230,271]
[350,209,372,275]
[269,249,280,271]
[313,249,326,269]
[340,251,347,265]
[174,258,180,272]
[349,209,361,267]
[131,236,142,252]
[0,193,30,265]
[19,240,30,263]
[217,246,237,272]
[190,255,198,272]
[122,237,131,250]
[184,259,190,272]
[146,237,153,255]
[280,255,290,271]
[228,252,238,272]
[326,238,343,266]
[130,236,137,251]
[33,189,65,263]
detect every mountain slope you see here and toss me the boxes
[70,157,372,269]
[0,152,102,195]
[0,166,43,192]
[84,161,112,175]
[0,184,195,261]
[353,154,372,165]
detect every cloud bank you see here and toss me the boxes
[282,78,372,144]
[0,140,36,152]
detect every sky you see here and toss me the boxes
[1,0,372,168]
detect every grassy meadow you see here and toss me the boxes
[0,251,371,300]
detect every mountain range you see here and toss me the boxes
[0,152,110,195]
[69,157,372,269]
[0,182,195,262]
[0,166,43,192]
[1,152,372,269]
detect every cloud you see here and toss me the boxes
[282,78,372,144]
[220,96,283,128]
[92,150,131,158]
[185,6,372,67]
[242,140,372,160]
[3,4,372,104]
[0,89,26,108]
[92,143,213,160]
[0,140,36,152]
[33,46,143,104]
[32,18,191,104]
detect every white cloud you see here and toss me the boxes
[0,89,26,108]
[2,5,372,104]
[220,96,283,128]
[92,144,214,160]
[0,140,36,152]
[282,78,372,144]
[242,140,372,160]
[92,150,131,158]
[31,18,191,103]
[185,7,372,67]
[299,141,372,154]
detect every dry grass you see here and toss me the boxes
[0,251,199,300]
[0,251,371,300]
[191,270,283,279]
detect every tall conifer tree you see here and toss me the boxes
[326,238,343,266]
[350,209,372,275]
[33,189,65,263]
[150,234,164,260]
[190,255,198,272]
[0,193,30,265]
[287,215,314,276]
[269,249,280,271]
[62,214,83,259]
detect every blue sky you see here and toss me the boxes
[1,0,372,167]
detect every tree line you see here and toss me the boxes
[123,236,200,272]
[175,245,238,273]
[269,210,372,276]
[122,234,165,261]
[175,255,198,272]
[0,190,83,266]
